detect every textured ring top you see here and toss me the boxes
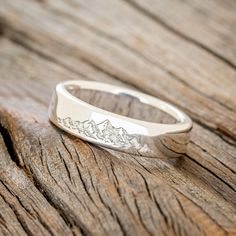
[48,80,192,158]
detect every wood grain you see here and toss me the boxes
[0,0,235,235]
[0,134,78,236]
[0,0,236,141]
[126,0,236,68]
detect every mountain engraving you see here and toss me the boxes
[57,117,149,152]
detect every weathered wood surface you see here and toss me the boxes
[0,0,235,235]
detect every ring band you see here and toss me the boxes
[48,80,192,158]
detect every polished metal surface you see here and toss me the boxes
[49,80,193,158]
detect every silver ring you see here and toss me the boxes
[48,80,192,158]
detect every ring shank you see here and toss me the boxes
[49,80,192,158]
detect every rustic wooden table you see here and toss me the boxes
[0,0,235,235]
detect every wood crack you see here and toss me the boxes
[153,197,168,236]
[0,187,36,236]
[174,188,228,234]
[57,149,75,186]
[135,170,152,199]
[0,123,87,236]
[175,197,206,236]
[186,153,236,193]
[190,140,236,175]
[133,197,153,236]
[75,164,98,208]
[0,123,20,167]
[131,156,233,230]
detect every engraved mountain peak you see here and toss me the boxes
[58,117,147,151]
[82,120,98,136]
[97,119,112,131]
[115,127,127,135]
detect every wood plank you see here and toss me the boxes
[0,38,235,235]
[0,134,79,236]
[0,0,236,142]
[0,0,236,234]
[126,0,236,67]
